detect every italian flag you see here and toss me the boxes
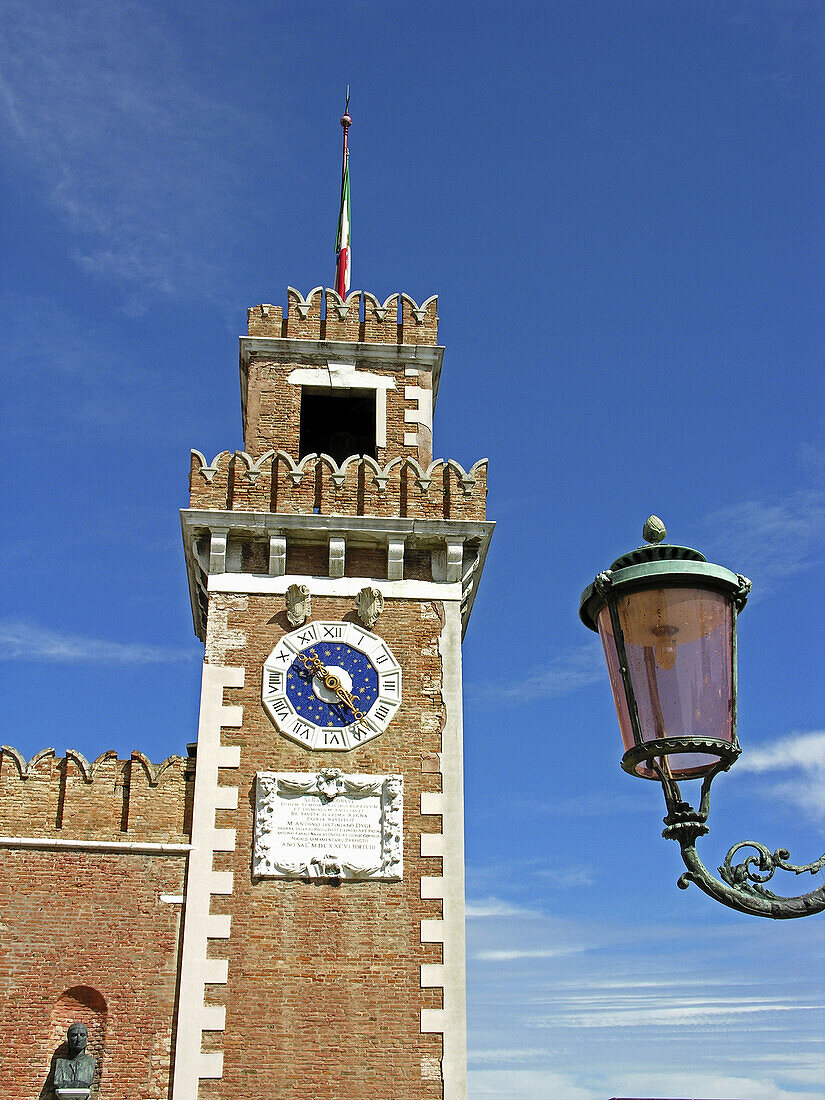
[335,148,351,297]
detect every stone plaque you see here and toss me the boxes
[254,768,403,881]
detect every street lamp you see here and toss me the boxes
[579,516,825,919]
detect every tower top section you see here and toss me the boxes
[240,286,441,466]
[185,284,492,643]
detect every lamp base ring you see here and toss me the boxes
[621,737,740,780]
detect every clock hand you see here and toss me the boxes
[297,650,366,720]
[332,685,366,720]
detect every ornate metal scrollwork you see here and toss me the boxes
[593,570,613,601]
[657,768,825,919]
[719,842,825,898]
[733,573,752,612]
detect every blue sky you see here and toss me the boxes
[1,2,823,1097]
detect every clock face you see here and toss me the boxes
[262,620,402,751]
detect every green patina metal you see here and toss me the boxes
[580,516,825,920]
[579,552,744,632]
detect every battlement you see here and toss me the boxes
[247,288,438,345]
[189,449,487,521]
[0,746,193,843]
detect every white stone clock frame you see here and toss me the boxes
[261,619,402,751]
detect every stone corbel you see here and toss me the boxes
[387,538,405,581]
[329,536,346,579]
[445,540,464,584]
[269,533,286,576]
[209,528,228,574]
[285,584,311,627]
[354,587,385,628]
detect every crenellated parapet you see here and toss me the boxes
[247,288,439,345]
[0,745,193,842]
[189,449,488,521]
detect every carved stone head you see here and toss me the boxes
[285,584,311,626]
[354,586,384,628]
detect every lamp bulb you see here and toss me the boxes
[651,625,679,670]
[654,640,677,671]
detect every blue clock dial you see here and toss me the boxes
[262,620,402,751]
[286,643,379,728]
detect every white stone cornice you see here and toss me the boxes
[182,509,494,543]
[180,510,494,644]
[207,574,463,600]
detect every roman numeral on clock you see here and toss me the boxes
[269,698,290,719]
[380,674,399,698]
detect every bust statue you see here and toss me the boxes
[53,1022,95,1092]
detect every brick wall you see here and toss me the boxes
[198,592,446,1100]
[241,357,426,464]
[0,748,193,1096]
[242,288,440,467]
[0,849,185,1100]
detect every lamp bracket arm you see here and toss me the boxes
[659,768,825,917]
[675,840,825,919]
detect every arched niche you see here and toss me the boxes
[43,987,107,1095]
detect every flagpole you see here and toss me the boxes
[335,87,352,298]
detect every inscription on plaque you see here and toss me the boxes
[253,769,403,881]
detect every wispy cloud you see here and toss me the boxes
[0,2,267,310]
[735,728,825,822]
[702,444,825,593]
[468,1069,594,1100]
[468,1067,807,1100]
[0,619,194,664]
[466,898,540,919]
[476,946,591,962]
[738,729,825,774]
[527,994,825,1029]
[468,1049,555,1065]
[603,1070,807,1100]
[534,866,594,887]
[473,643,603,702]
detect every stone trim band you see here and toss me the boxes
[0,836,191,855]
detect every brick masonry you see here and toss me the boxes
[1,287,491,1100]
[0,749,193,1098]
[194,594,447,1100]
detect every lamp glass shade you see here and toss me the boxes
[597,586,734,779]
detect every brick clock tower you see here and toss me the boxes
[174,286,493,1100]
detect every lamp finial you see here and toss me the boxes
[642,515,667,544]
